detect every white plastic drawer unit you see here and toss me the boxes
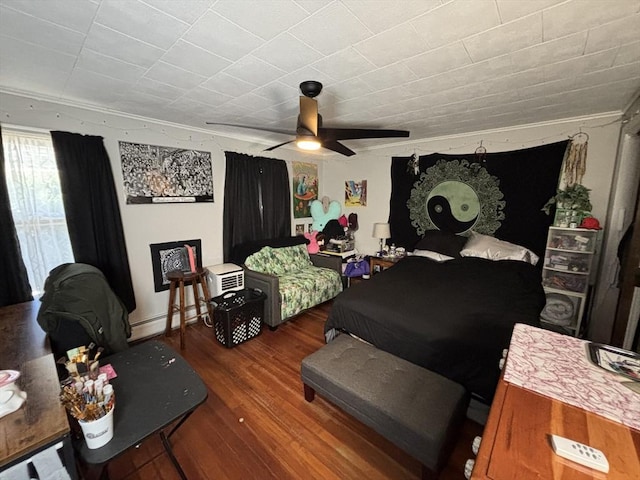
[540,227,600,336]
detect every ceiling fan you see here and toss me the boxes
[206,80,410,156]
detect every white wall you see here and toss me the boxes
[1,91,628,341]
[0,92,321,339]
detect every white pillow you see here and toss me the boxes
[460,232,539,265]
[411,249,455,262]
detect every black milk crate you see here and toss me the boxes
[210,288,266,348]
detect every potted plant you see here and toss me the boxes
[542,184,592,215]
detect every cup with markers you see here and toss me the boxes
[60,356,116,449]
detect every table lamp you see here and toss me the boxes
[372,222,391,255]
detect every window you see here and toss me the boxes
[2,128,73,295]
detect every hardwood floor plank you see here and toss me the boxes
[109,301,483,479]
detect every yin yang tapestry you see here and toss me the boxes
[389,140,568,259]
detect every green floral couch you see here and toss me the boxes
[244,243,343,328]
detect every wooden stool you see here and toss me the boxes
[164,268,213,349]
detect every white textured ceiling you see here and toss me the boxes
[1,0,639,154]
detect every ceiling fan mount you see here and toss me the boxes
[299,80,323,98]
[206,80,409,156]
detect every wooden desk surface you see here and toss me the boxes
[0,354,70,467]
[0,300,70,468]
[472,379,640,479]
[0,300,50,369]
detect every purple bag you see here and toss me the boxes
[344,259,370,278]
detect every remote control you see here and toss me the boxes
[550,434,609,473]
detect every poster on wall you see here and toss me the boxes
[292,161,318,218]
[149,239,202,292]
[345,179,367,207]
[119,141,214,204]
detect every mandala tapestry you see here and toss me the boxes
[407,159,505,236]
[390,141,569,258]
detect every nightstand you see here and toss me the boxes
[347,276,365,287]
[370,255,404,275]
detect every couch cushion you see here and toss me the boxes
[272,243,313,274]
[245,244,313,276]
[244,246,284,276]
[230,235,307,265]
[279,266,342,320]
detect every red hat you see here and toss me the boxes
[580,216,602,230]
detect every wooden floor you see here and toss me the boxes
[106,302,484,480]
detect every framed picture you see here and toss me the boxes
[308,223,314,233]
[345,179,367,207]
[120,141,213,204]
[295,224,305,235]
[292,161,318,218]
[150,239,202,292]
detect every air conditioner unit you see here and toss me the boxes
[206,263,244,297]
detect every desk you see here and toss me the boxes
[77,340,207,480]
[0,301,75,477]
[472,325,640,479]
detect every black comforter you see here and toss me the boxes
[325,256,545,403]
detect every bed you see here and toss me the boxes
[324,231,546,404]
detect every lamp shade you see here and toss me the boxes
[372,222,391,239]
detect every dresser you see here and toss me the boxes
[471,324,640,479]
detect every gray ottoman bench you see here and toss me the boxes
[301,335,470,480]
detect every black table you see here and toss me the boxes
[76,340,207,479]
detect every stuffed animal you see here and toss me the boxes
[304,231,320,254]
[323,219,344,241]
[310,196,341,232]
[348,213,358,231]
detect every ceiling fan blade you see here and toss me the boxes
[206,122,295,136]
[322,140,356,156]
[264,140,295,152]
[298,96,318,136]
[320,127,410,141]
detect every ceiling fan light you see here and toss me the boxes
[296,137,321,151]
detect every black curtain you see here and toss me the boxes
[390,141,568,259]
[0,124,33,306]
[223,151,291,261]
[50,131,136,312]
